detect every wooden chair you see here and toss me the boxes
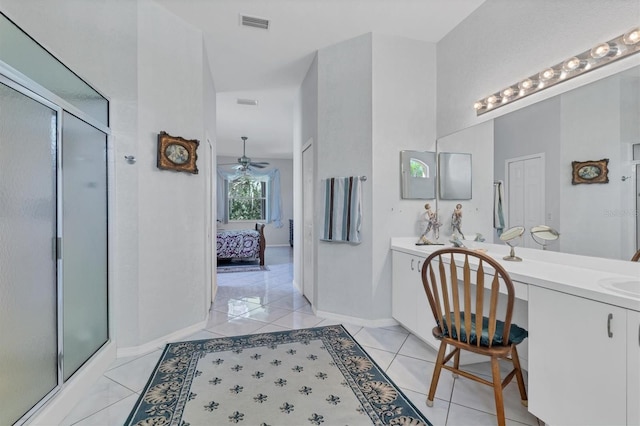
[421,248,528,426]
[632,249,640,262]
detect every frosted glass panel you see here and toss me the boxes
[0,82,58,425]
[62,113,108,380]
[0,13,108,125]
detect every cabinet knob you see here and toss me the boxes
[607,313,613,338]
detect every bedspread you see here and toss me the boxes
[216,229,261,259]
[216,223,266,265]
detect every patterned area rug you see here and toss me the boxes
[125,325,431,426]
[217,264,269,273]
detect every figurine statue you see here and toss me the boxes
[474,233,485,242]
[451,203,465,239]
[417,203,442,244]
[449,234,466,248]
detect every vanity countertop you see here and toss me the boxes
[391,237,640,312]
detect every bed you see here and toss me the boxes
[216,223,266,266]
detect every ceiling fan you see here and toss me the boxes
[219,136,269,171]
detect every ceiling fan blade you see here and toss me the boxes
[249,163,267,168]
[251,161,269,165]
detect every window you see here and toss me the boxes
[228,175,268,221]
[410,158,430,178]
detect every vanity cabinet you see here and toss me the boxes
[528,286,629,425]
[629,310,640,426]
[391,250,437,348]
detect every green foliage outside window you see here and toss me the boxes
[410,158,429,178]
[229,175,267,220]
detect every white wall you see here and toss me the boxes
[136,0,210,344]
[560,75,624,258]
[316,33,374,319]
[437,121,494,243]
[216,156,294,247]
[307,33,437,321]
[437,0,640,138]
[371,33,436,318]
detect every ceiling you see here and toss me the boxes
[153,0,486,160]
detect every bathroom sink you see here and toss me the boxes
[598,278,640,298]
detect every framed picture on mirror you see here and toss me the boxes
[571,158,608,185]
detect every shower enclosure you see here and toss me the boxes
[0,13,109,425]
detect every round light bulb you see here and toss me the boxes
[501,87,515,98]
[539,68,556,81]
[518,78,533,90]
[562,57,582,72]
[473,101,483,110]
[486,95,498,105]
[590,43,611,59]
[623,28,640,45]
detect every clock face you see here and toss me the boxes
[165,143,189,165]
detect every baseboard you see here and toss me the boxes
[315,310,398,328]
[117,318,209,358]
[28,341,117,425]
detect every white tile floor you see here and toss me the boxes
[59,247,541,426]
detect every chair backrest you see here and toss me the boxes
[632,250,640,262]
[421,248,516,348]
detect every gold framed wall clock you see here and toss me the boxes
[157,131,199,174]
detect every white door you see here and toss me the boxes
[506,154,544,248]
[302,141,315,304]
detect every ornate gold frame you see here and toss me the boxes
[571,158,609,185]
[157,131,199,174]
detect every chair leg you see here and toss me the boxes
[491,356,506,426]
[452,347,460,378]
[427,341,447,407]
[511,345,528,407]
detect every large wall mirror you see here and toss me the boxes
[437,64,639,261]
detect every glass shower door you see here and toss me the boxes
[62,113,108,380]
[0,80,59,425]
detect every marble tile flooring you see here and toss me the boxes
[59,247,540,425]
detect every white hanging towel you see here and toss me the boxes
[494,180,505,236]
[321,176,362,244]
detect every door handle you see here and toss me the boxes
[417,260,422,273]
[410,258,415,271]
[607,313,613,338]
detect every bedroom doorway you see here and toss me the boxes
[302,140,315,305]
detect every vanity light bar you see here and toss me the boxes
[474,28,640,116]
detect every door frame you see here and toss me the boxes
[505,153,545,248]
[301,139,315,305]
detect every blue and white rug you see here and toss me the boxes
[125,325,431,425]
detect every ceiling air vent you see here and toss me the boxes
[237,98,258,106]
[240,14,269,30]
